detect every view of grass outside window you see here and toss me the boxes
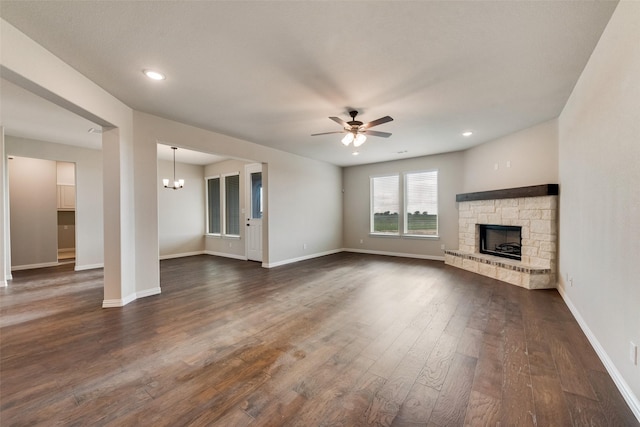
[405,170,438,235]
[371,174,400,234]
[370,170,438,236]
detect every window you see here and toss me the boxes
[250,172,263,219]
[405,170,438,236]
[225,174,240,235]
[207,177,221,234]
[370,170,438,237]
[206,173,240,236]
[371,174,400,234]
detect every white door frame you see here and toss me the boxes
[245,163,263,262]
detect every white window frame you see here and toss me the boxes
[370,173,401,236]
[369,170,439,239]
[222,172,241,237]
[403,169,439,238]
[205,175,221,236]
[205,172,241,238]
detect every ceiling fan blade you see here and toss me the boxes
[363,116,393,129]
[311,131,347,136]
[363,130,392,138]
[329,116,350,128]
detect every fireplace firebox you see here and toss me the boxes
[479,224,522,261]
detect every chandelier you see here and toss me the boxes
[163,146,184,190]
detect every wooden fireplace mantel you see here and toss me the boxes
[455,184,559,202]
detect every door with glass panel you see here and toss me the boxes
[245,163,263,262]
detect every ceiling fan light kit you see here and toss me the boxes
[312,110,393,150]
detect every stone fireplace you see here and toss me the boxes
[444,184,558,289]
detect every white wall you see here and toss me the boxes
[462,119,558,193]
[158,159,205,258]
[8,156,58,268]
[6,136,104,270]
[343,151,465,258]
[558,0,640,413]
[134,111,343,268]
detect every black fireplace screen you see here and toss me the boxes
[479,224,522,261]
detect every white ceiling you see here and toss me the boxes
[0,1,618,167]
[1,78,225,165]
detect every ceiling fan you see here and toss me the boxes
[312,110,393,148]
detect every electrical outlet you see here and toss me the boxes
[303,243,307,250]
[631,342,638,365]
[359,239,363,244]
[494,163,499,171]
[506,160,511,168]
[441,244,445,250]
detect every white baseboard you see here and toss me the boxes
[137,287,161,299]
[11,261,59,271]
[102,286,161,308]
[263,249,342,268]
[557,285,640,422]
[204,251,247,261]
[6,273,12,281]
[0,280,6,287]
[159,251,205,260]
[75,263,104,271]
[103,292,136,308]
[342,248,445,262]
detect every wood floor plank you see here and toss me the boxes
[587,369,640,426]
[428,353,477,426]
[0,253,635,426]
[548,332,598,400]
[319,371,387,427]
[527,344,574,426]
[416,332,459,390]
[392,381,439,425]
[456,327,484,358]
[462,390,501,426]
[501,325,535,426]
[565,391,609,426]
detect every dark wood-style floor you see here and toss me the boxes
[1,253,637,426]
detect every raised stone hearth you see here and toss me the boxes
[445,185,558,289]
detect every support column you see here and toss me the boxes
[0,127,9,286]
[102,127,137,307]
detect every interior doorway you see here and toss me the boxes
[7,157,77,270]
[56,161,76,264]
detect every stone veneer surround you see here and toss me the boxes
[445,186,558,289]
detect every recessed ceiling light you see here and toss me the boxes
[396,150,408,154]
[462,131,473,137]
[143,69,166,80]
[352,151,359,156]
[88,127,102,134]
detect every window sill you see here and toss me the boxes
[369,233,439,240]
[369,232,400,238]
[403,234,439,240]
[205,234,241,240]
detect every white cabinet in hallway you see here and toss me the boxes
[57,185,75,211]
